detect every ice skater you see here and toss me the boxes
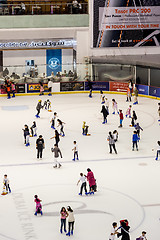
[113,130,118,142]
[72,141,79,161]
[11,81,16,98]
[132,131,139,151]
[101,105,109,124]
[51,144,62,168]
[130,110,137,127]
[155,141,160,160]
[158,103,160,122]
[57,119,65,137]
[100,90,105,104]
[133,87,138,105]
[50,130,60,146]
[39,81,44,96]
[134,123,143,138]
[35,100,43,118]
[48,79,52,96]
[66,206,75,236]
[109,222,119,240]
[105,97,109,113]
[60,207,68,234]
[118,109,123,128]
[82,121,86,135]
[47,99,52,112]
[86,168,96,194]
[136,231,147,240]
[34,195,43,216]
[3,174,11,193]
[112,99,119,114]
[43,100,47,110]
[107,132,117,154]
[117,220,130,240]
[36,135,45,159]
[126,105,132,118]
[22,124,30,146]
[126,87,131,102]
[30,121,37,137]
[51,112,57,129]
[77,173,87,195]
[87,80,93,98]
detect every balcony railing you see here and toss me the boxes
[0,2,88,15]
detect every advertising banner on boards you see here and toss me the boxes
[93,0,160,48]
[109,82,128,92]
[85,81,109,91]
[60,82,84,91]
[149,86,160,98]
[135,84,149,95]
[27,83,48,93]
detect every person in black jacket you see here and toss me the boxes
[22,125,30,146]
[117,220,130,240]
[101,105,109,124]
[50,130,60,147]
[36,135,45,159]
[130,110,137,127]
[87,80,93,98]
[35,100,43,118]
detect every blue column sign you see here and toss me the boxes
[46,49,62,76]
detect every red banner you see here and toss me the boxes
[109,82,128,92]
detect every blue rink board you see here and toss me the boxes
[1,105,29,111]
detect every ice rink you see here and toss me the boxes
[0,92,159,240]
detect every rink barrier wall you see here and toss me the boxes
[0,82,160,100]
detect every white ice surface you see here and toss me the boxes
[0,93,159,240]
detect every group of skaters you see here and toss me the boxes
[109,220,147,240]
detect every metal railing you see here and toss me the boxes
[0,2,88,15]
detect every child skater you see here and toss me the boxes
[77,173,88,196]
[109,222,119,240]
[134,123,143,138]
[158,103,160,122]
[101,105,109,124]
[72,141,79,161]
[112,99,119,114]
[113,130,118,142]
[50,112,57,129]
[130,110,137,127]
[22,124,30,146]
[155,141,160,161]
[3,174,11,193]
[34,195,43,216]
[30,121,37,137]
[43,100,47,110]
[118,109,124,128]
[39,81,44,96]
[132,131,139,151]
[105,97,109,113]
[11,81,16,98]
[66,206,75,236]
[82,121,86,135]
[100,90,105,104]
[60,207,68,234]
[136,231,147,240]
[126,87,131,102]
[35,100,43,118]
[47,99,52,112]
[126,105,132,118]
[57,119,65,137]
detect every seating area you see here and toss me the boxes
[0,67,79,84]
[0,0,88,15]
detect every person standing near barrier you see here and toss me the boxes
[133,87,139,105]
[48,79,52,96]
[36,135,45,159]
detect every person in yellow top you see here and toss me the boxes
[82,121,86,135]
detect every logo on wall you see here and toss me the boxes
[48,58,60,70]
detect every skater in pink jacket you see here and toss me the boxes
[86,168,96,194]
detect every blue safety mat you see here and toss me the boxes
[1,105,29,111]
